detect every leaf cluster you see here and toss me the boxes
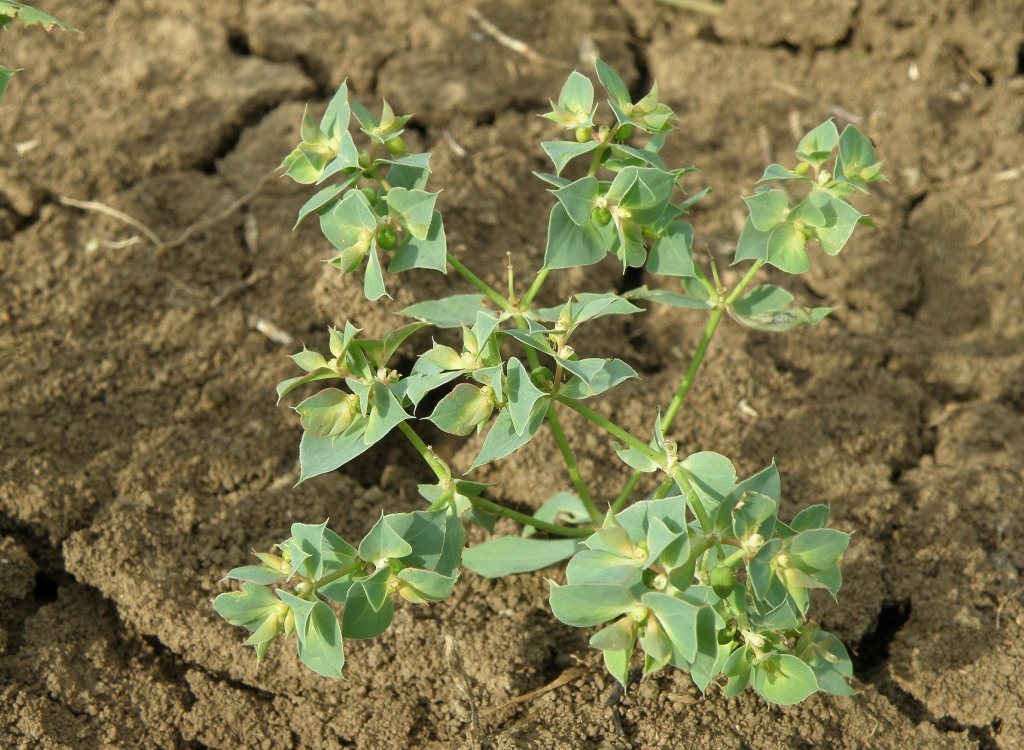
[214,510,462,677]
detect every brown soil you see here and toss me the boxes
[2,1,1023,748]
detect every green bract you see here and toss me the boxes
[217,62,882,707]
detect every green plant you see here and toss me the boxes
[0,2,77,100]
[215,61,883,705]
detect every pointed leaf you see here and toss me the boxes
[463,537,582,578]
[752,653,818,705]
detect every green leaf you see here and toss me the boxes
[316,131,360,184]
[789,504,830,532]
[604,647,633,689]
[796,120,839,167]
[342,581,395,639]
[729,284,833,332]
[358,322,426,369]
[759,163,807,182]
[396,568,457,602]
[556,70,595,126]
[295,178,357,227]
[320,80,352,140]
[747,539,782,602]
[297,422,372,484]
[642,592,701,663]
[362,246,388,300]
[679,452,737,513]
[389,209,447,273]
[566,549,643,586]
[428,383,494,436]
[787,528,849,571]
[0,65,16,100]
[647,221,695,277]
[469,402,548,471]
[595,59,631,107]
[743,189,789,232]
[359,514,414,563]
[684,606,723,692]
[296,388,359,438]
[730,491,778,539]
[549,583,641,627]
[541,140,599,175]
[505,358,547,436]
[590,616,638,652]
[0,2,77,31]
[320,190,377,251]
[386,509,464,575]
[614,441,661,473]
[281,144,330,184]
[624,286,712,310]
[788,196,827,228]
[400,294,493,328]
[543,202,614,269]
[722,645,752,697]
[810,191,864,256]
[385,188,439,240]
[734,217,770,264]
[380,152,432,190]
[559,358,638,399]
[276,591,345,677]
[837,124,881,183]
[363,382,410,446]
[553,176,600,227]
[214,582,280,628]
[751,653,818,705]
[463,537,582,577]
[226,565,285,585]
[766,222,810,274]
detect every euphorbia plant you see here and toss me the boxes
[215,61,883,705]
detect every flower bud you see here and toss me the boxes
[710,565,736,598]
[591,206,612,227]
[575,126,591,143]
[385,136,406,155]
[376,224,399,251]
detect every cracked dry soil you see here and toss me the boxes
[2,1,1024,748]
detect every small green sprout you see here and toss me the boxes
[216,60,883,706]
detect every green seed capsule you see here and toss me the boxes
[376,224,399,251]
[710,565,736,599]
[575,126,592,143]
[359,187,379,205]
[615,124,634,141]
[386,136,406,156]
[358,150,373,169]
[592,206,612,226]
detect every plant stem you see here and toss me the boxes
[446,252,512,312]
[723,259,764,307]
[397,421,450,482]
[669,465,713,534]
[610,259,766,513]
[555,395,664,465]
[520,268,550,308]
[546,408,602,523]
[313,560,366,592]
[660,305,725,429]
[467,493,594,538]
